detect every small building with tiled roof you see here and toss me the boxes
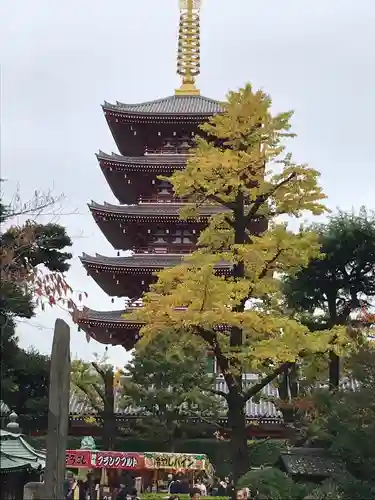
[0,413,45,499]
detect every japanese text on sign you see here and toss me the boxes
[66,450,90,467]
[91,452,138,469]
[145,453,204,470]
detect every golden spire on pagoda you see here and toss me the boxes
[175,0,201,96]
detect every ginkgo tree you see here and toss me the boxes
[132,84,348,482]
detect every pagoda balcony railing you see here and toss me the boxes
[144,147,193,155]
[138,195,182,203]
[133,244,195,254]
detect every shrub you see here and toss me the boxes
[237,467,306,500]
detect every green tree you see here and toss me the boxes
[121,333,222,450]
[1,348,50,433]
[283,208,375,388]
[1,191,73,426]
[133,84,344,481]
[311,346,375,485]
[71,357,117,450]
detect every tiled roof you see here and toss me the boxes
[80,253,230,270]
[280,448,345,477]
[68,375,282,419]
[97,151,189,167]
[0,429,45,472]
[79,308,135,323]
[78,308,143,331]
[80,252,185,268]
[103,95,223,116]
[89,201,227,217]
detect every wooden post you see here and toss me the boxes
[42,318,71,499]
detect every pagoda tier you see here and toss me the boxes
[103,95,222,157]
[97,151,189,204]
[77,308,141,351]
[88,201,229,252]
[80,253,230,299]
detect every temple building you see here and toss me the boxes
[78,0,226,354]
[77,0,284,435]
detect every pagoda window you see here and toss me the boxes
[172,229,192,244]
[155,236,167,243]
[157,180,172,195]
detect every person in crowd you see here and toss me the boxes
[175,476,190,494]
[115,483,127,500]
[217,478,228,496]
[169,476,182,494]
[203,478,211,496]
[63,471,78,499]
[235,488,248,500]
[211,477,219,496]
[226,478,235,498]
[168,474,177,494]
[129,487,140,500]
[194,478,207,496]
[189,487,202,500]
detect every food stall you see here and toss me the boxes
[66,449,213,496]
[143,452,214,492]
[66,449,143,498]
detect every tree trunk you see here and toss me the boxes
[102,370,116,451]
[327,295,340,389]
[227,390,248,485]
[167,431,176,452]
[277,369,295,424]
[329,351,340,389]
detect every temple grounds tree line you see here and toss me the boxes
[131,84,375,483]
[132,84,340,481]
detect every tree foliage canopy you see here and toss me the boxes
[131,84,345,479]
[1,191,73,426]
[122,333,221,446]
[134,84,343,390]
[311,346,375,484]
[283,207,375,326]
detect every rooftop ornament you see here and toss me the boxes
[6,412,20,433]
[175,0,202,96]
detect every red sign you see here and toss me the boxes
[66,450,142,470]
[66,450,91,467]
[90,451,141,469]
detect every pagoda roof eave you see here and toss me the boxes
[80,253,231,271]
[77,308,141,350]
[96,151,189,169]
[102,94,223,118]
[78,307,141,326]
[80,252,186,269]
[88,201,228,219]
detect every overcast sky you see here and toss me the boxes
[1,0,374,367]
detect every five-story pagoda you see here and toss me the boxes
[78,0,226,349]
